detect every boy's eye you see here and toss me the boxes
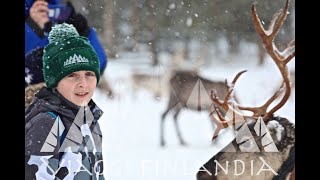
[86,72,96,76]
[67,73,77,77]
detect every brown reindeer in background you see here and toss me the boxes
[159,31,243,147]
[197,0,295,179]
[160,69,240,146]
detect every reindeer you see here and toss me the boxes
[196,0,295,179]
[160,69,240,146]
[158,43,239,146]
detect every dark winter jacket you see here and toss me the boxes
[25,0,107,86]
[25,87,105,180]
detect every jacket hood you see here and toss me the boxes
[25,0,61,17]
[25,87,103,123]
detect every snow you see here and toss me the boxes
[92,44,295,179]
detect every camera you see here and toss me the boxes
[48,4,72,21]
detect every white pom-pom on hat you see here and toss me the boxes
[48,23,80,43]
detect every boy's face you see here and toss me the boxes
[56,70,97,106]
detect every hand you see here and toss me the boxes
[29,0,49,29]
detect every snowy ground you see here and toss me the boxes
[92,45,295,180]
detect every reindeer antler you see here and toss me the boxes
[210,70,247,140]
[210,0,295,140]
[211,70,247,111]
[250,0,294,119]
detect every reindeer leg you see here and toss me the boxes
[160,99,180,147]
[173,108,187,146]
[160,107,171,147]
[160,114,166,147]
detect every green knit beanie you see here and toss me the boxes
[42,23,100,89]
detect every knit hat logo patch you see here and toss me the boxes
[64,54,89,67]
